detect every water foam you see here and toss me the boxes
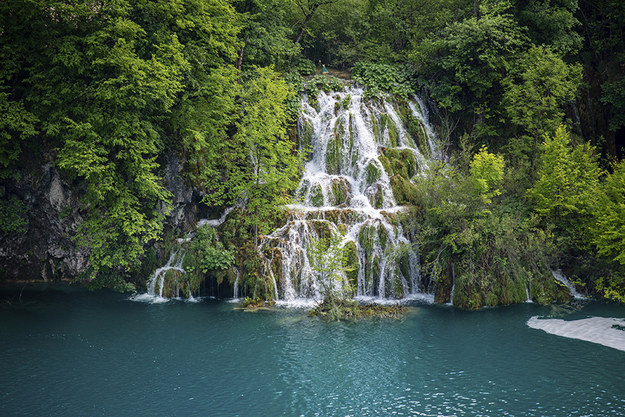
[527,316,625,351]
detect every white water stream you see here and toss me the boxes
[133,206,237,303]
[552,269,587,300]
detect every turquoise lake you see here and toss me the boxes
[1,284,624,416]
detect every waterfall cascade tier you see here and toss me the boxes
[260,86,440,303]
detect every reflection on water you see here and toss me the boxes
[1,285,624,416]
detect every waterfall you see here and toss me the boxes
[132,206,238,303]
[232,266,240,300]
[448,262,455,305]
[259,86,439,304]
[131,248,187,303]
[552,270,587,300]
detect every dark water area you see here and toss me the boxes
[1,284,624,416]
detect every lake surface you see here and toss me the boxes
[1,284,624,416]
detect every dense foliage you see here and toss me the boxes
[1,0,624,305]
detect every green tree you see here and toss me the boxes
[469,145,505,205]
[503,46,582,169]
[292,0,338,45]
[593,160,625,265]
[527,126,601,252]
[417,2,529,141]
[0,0,241,284]
[233,0,300,71]
[307,230,352,299]
[204,67,303,247]
[182,225,235,296]
[416,149,557,309]
[600,77,625,133]
[0,93,38,180]
[587,160,625,303]
[513,0,582,56]
[307,230,360,319]
[576,0,625,157]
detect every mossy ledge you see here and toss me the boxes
[239,296,276,309]
[310,296,409,320]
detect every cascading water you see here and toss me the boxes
[147,248,187,298]
[259,85,439,304]
[131,247,188,303]
[552,269,587,300]
[133,206,236,302]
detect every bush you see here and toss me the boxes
[295,58,316,76]
[352,62,415,98]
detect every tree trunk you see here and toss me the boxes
[531,111,542,175]
[236,34,249,83]
[294,11,315,44]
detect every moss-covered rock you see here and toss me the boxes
[379,113,399,147]
[452,276,484,310]
[270,249,283,291]
[530,272,572,305]
[410,120,430,158]
[343,240,359,290]
[371,255,380,295]
[299,120,314,161]
[370,113,382,144]
[434,261,453,304]
[358,224,376,253]
[310,184,324,207]
[487,275,527,306]
[395,99,430,156]
[331,177,351,206]
[325,134,342,175]
[310,220,332,239]
[365,162,381,186]
[162,268,186,298]
[378,155,391,176]
[378,226,388,250]
[390,175,421,206]
[389,269,402,298]
[398,249,410,284]
[372,185,384,209]
[381,148,418,180]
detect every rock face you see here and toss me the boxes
[161,152,206,232]
[0,154,202,282]
[0,164,89,281]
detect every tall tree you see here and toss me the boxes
[203,67,303,247]
[233,0,299,71]
[593,160,625,265]
[527,126,601,253]
[503,45,582,169]
[292,0,336,44]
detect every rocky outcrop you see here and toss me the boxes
[0,163,89,281]
[0,153,204,282]
[161,152,207,232]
